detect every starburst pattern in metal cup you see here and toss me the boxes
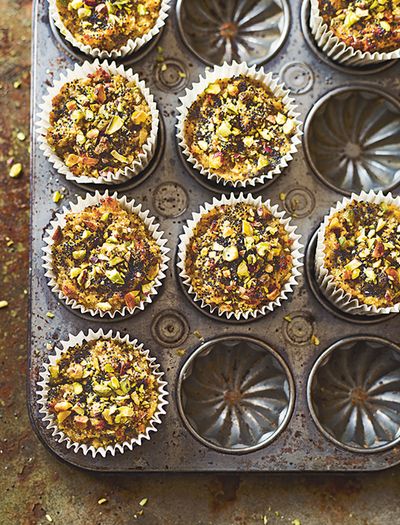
[176,0,290,66]
[304,87,400,196]
[308,336,400,453]
[178,336,294,453]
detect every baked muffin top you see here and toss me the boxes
[184,75,297,184]
[51,197,162,313]
[318,0,400,53]
[56,0,162,52]
[184,202,294,314]
[46,67,152,179]
[47,337,160,448]
[323,200,400,308]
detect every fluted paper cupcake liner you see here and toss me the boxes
[42,190,169,318]
[36,59,159,185]
[49,0,170,59]
[309,0,400,66]
[177,192,303,320]
[176,61,302,189]
[37,328,168,458]
[315,190,400,315]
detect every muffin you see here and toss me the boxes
[44,334,164,450]
[50,196,164,314]
[178,196,303,319]
[52,0,167,56]
[182,75,297,185]
[46,67,153,181]
[317,0,400,54]
[317,196,400,311]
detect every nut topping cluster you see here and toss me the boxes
[51,197,162,313]
[323,200,400,307]
[184,202,294,314]
[56,0,161,51]
[47,338,159,448]
[319,0,400,53]
[184,75,297,183]
[47,68,151,179]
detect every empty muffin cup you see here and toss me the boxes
[177,335,295,453]
[307,336,400,453]
[176,0,290,67]
[303,86,400,196]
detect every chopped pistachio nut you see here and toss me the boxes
[9,163,22,178]
[0,300,9,309]
[47,338,159,448]
[139,498,148,507]
[52,190,63,203]
[184,75,297,183]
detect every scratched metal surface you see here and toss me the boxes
[28,0,400,473]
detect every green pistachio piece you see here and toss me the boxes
[49,365,59,379]
[242,220,254,236]
[105,269,125,285]
[105,115,124,135]
[72,249,86,260]
[344,259,362,271]
[73,382,83,395]
[111,150,129,163]
[93,383,112,397]
[70,267,82,279]
[223,245,239,262]
[96,302,112,311]
[237,260,249,278]
[119,406,134,417]
[256,242,270,257]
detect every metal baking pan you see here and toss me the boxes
[29,0,400,471]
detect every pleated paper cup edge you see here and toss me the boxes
[177,192,304,320]
[176,61,302,189]
[36,59,159,185]
[36,328,169,458]
[315,190,400,315]
[42,190,170,319]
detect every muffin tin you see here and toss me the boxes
[29,0,400,471]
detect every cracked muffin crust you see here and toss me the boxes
[318,0,400,53]
[47,337,160,448]
[183,75,297,184]
[46,67,152,180]
[184,202,294,315]
[51,196,162,313]
[56,0,162,52]
[322,200,400,308]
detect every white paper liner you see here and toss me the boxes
[48,0,170,59]
[176,61,302,188]
[37,328,169,458]
[309,0,400,66]
[36,59,159,185]
[315,190,400,315]
[42,190,169,318]
[177,192,304,320]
